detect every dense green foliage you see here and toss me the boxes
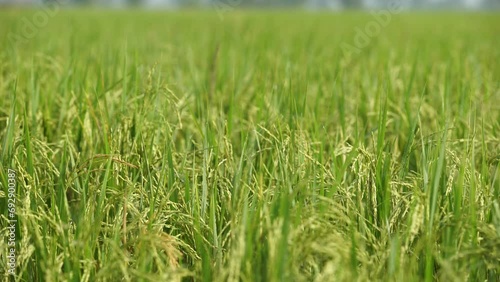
[1,10,499,281]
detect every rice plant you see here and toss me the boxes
[0,10,499,281]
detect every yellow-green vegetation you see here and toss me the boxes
[0,10,499,281]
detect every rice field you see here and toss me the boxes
[0,10,499,281]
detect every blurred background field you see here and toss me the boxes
[0,0,500,10]
[1,9,499,282]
